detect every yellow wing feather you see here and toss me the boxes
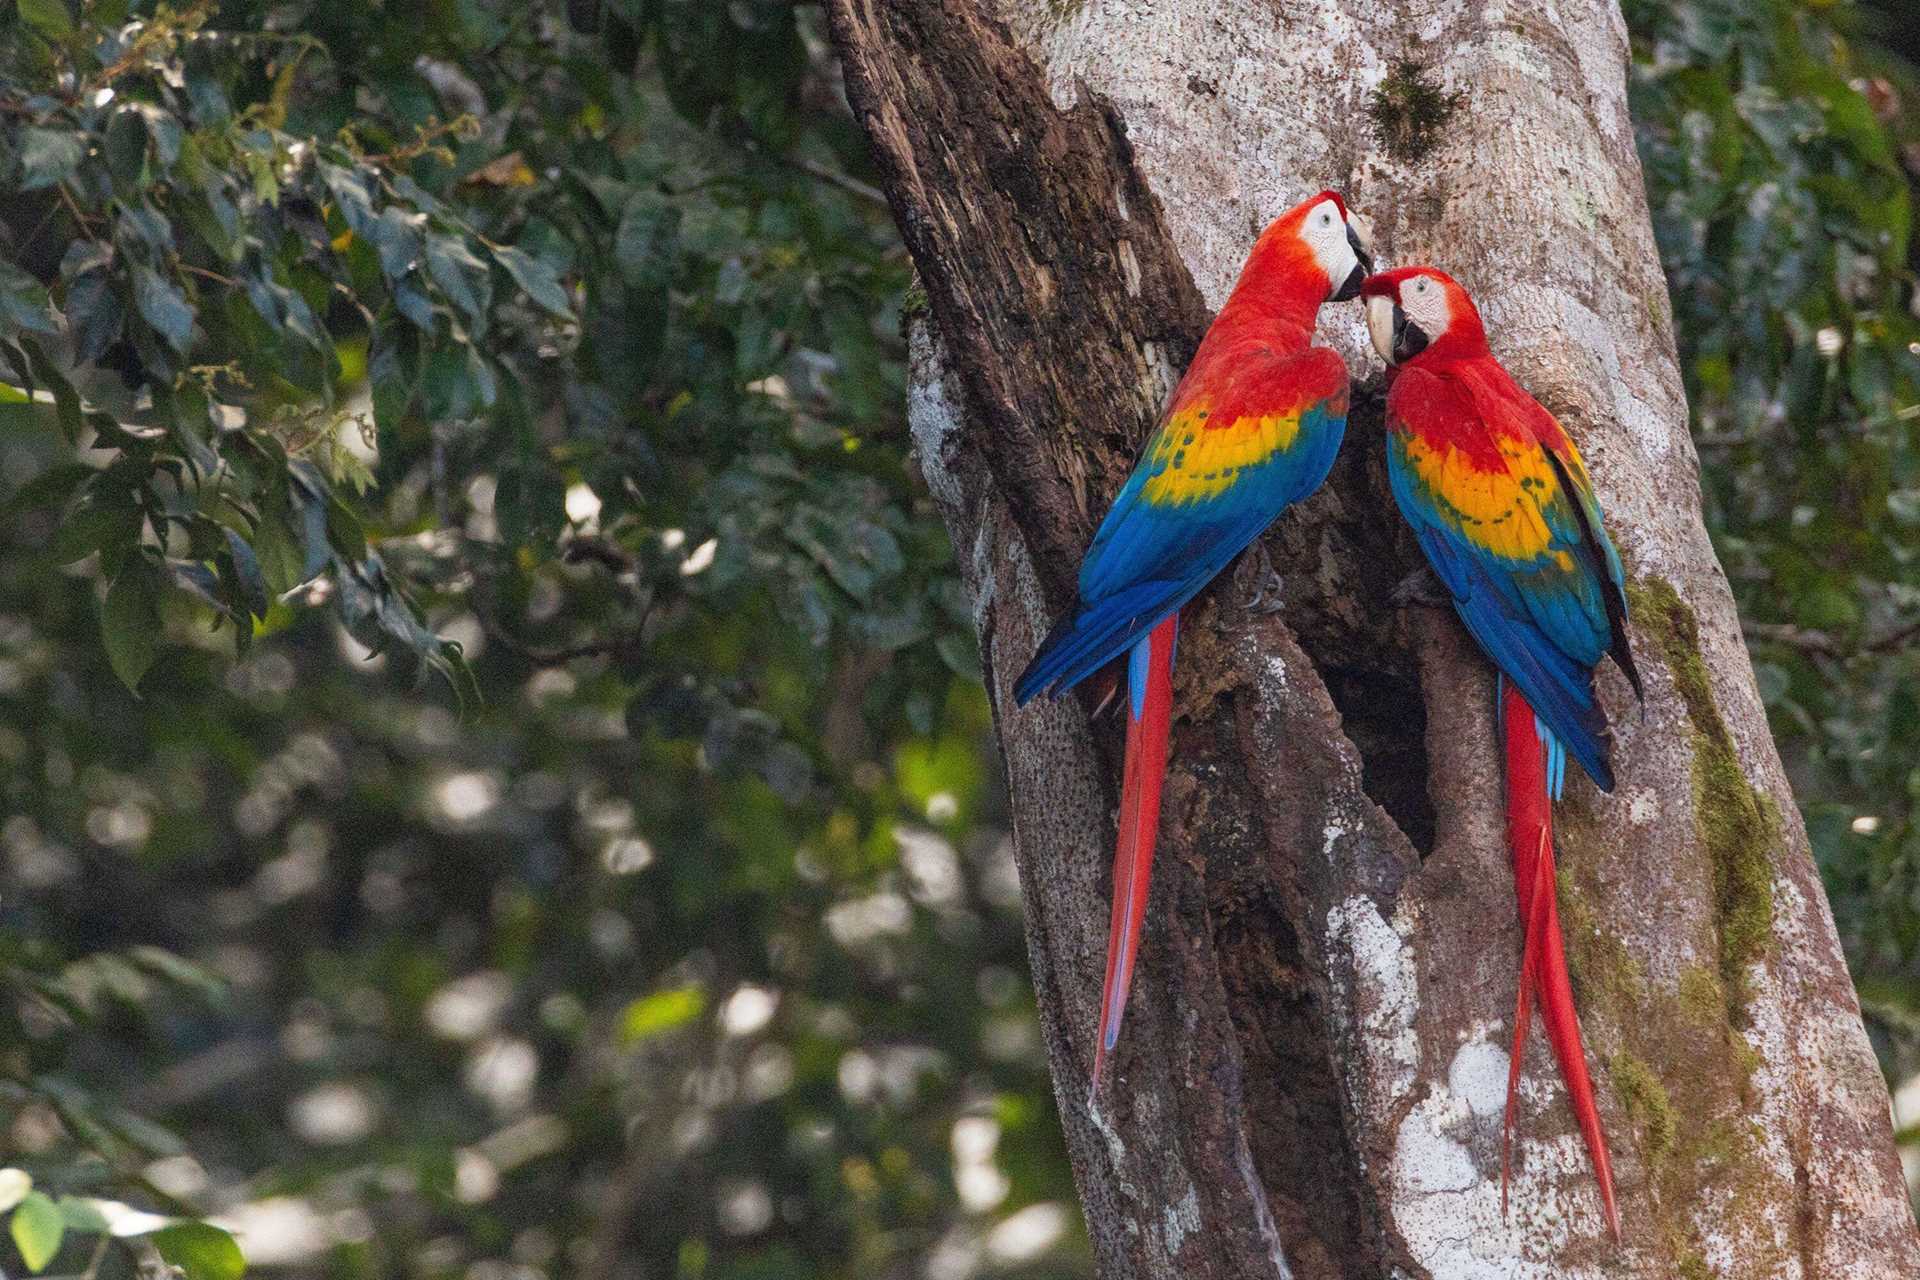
[1397,433,1562,561]
[1138,405,1304,506]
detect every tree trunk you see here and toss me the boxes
[825,1,1920,1275]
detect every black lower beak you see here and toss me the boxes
[1332,262,1366,302]
[1393,305,1429,362]
[1332,225,1373,302]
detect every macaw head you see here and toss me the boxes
[1245,190,1374,304]
[1358,267,1489,365]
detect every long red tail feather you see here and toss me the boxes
[1089,613,1177,1096]
[1501,680,1621,1240]
[1500,829,1549,1214]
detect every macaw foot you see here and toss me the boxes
[1390,565,1450,610]
[1242,543,1287,615]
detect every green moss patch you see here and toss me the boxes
[1625,576,1779,1020]
[1609,1051,1676,1159]
[1557,861,1646,1011]
[1676,964,1726,1027]
[901,278,930,333]
[1370,60,1463,162]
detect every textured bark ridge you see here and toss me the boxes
[828,1,1920,1277]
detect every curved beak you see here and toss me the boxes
[1364,293,1429,364]
[1332,217,1374,303]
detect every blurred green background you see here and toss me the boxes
[0,1,1914,1277]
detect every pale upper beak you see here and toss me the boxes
[1347,210,1375,261]
[1366,294,1398,363]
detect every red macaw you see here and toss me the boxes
[1014,191,1373,1092]
[1360,266,1642,1238]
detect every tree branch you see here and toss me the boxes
[1743,618,1920,659]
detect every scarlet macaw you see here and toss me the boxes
[1014,191,1373,1091]
[1360,266,1642,1237]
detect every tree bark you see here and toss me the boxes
[826,1,1920,1276]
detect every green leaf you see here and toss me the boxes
[64,268,124,362]
[49,494,138,564]
[29,1075,120,1157]
[935,630,983,681]
[223,529,269,618]
[119,201,174,255]
[325,493,367,562]
[392,280,434,330]
[618,986,706,1044]
[151,1222,245,1280]
[168,31,226,121]
[320,163,377,235]
[134,267,194,353]
[615,192,681,292]
[102,557,162,692]
[425,236,488,322]
[19,337,81,442]
[0,260,58,336]
[146,110,184,171]
[55,1197,109,1234]
[18,128,82,191]
[17,0,75,39]
[190,184,242,262]
[368,326,416,433]
[1,463,90,521]
[104,1104,186,1157]
[491,245,573,318]
[11,1190,65,1273]
[368,206,423,280]
[105,107,150,192]
[125,944,229,1001]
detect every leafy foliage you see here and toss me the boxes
[0,2,504,696]
[1628,0,1920,1100]
[0,2,1068,1278]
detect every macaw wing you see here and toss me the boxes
[1384,370,1618,788]
[1480,373,1642,703]
[1538,432,1643,702]
[1013,345,1348,703]
[1403,510,1611,790]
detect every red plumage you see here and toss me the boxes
[1363,266,1639,1237]
[1091,614,1176,1093]
[1501,682,1620,1241]
[1018,191,1370,1090]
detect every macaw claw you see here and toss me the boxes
[1240,542,1287,615]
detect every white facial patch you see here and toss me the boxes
[1400,274,1452,342]
[1366,295,1397,364]
[1301,199,1359,296]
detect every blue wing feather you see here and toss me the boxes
[1388,437,1616,791]
[1014,394,1344,705]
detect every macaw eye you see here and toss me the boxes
[1415,278,1428,293]
[1320,212,1332,226]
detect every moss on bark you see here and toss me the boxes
[1625,576,1778,1020]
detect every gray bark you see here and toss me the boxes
[828,1,1920,1275]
